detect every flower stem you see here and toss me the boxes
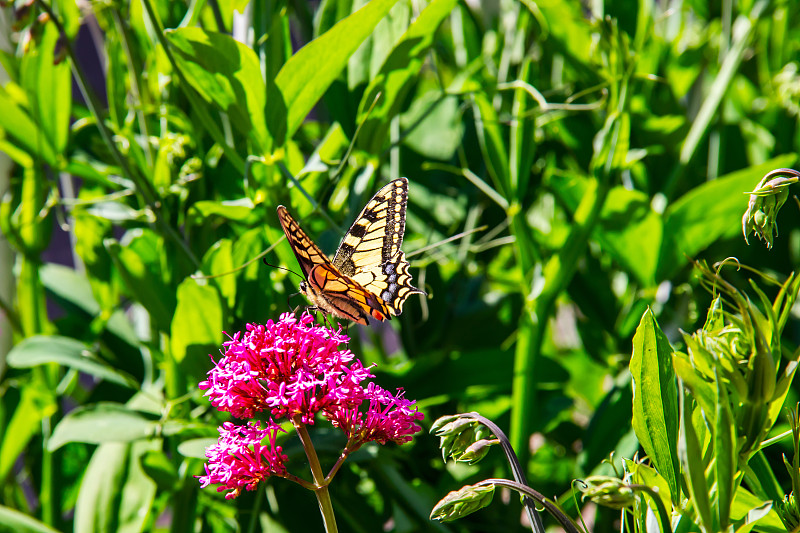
[293,417,338,533]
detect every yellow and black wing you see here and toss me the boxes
[276,205,333,279]
[332,177,425,316]
[304,264,391,325]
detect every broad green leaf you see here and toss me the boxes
[356,0,459,153]
[630,308,679,503]
[272,0,399,143]
[400,92,464,161]
[7,336,137,389]
[177,438,217,460]
[170,278,222,367]
[49,402,160,450]
[201,239,236,311]
[597,186,662,286]
[0,383,56,483]
[166,28,269,152]
[189,198,257,223]
[658,154,797,280]
[733,502,774,533]
[106,230,175,332]
[0,505,61,533]
[73,440,159,533]
[731,487,784,533]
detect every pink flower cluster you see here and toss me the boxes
[198,421,288,499]
[197,312,424,498]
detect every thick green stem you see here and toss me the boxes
[509,172,611,471]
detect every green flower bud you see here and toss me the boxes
[579,476,635,510]
[430,483,496,522]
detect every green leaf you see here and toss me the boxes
[471,91,511,199]
[679,389,713,530]
[106,231,175,332]
[400,92,464,161]
[7,336,137,389]
[170,278,222,367]
[715,371,736,530]
[0,383,57,483]
[0,83,56,165]
[177,438,217,460]
[658,154,797,280]
[272,0,400,143]
[49,402,160,450]
[201,239,236,312]
[597,186,663,286]
[73,440,159,533]
[166,28,269,151]
[0,505,62,533]
[731,487,784,533]
[630,308,679,503]
[356,0,459,153]
[19,22,71,163]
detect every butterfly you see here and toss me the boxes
[277,177,425,325]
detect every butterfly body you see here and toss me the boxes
[277,177,424,325]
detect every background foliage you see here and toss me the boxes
[2,0,800,531]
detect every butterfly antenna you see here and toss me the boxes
[262,257,305,282]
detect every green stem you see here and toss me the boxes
[509,177,610,470]
[294,417,338,532]
[476,479,583,533]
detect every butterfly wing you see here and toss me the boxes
[332,178,425,316]
[304,264,391,326]
[276,205,333,278]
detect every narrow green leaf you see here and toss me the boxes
[272,0,400,143]
[715,370,736,530]
[166,27,269,151]
[356,0,459,153]
[7,336,137,389]
[49,403,159,450]
[679,389,714,530]
[20,22,71,162]
[0,84,56,164]
[471,91,511,199]
[0,505,62,533]
[0,383,57,482]
[672,351,716,424]
[630,308,680,504]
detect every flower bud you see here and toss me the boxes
[430,483,496,522]
[579,476,635,510]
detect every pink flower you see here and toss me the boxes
[326,383,425,447]
[198,420,288,499]
[199,312,374,422]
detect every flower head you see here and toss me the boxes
[326,383,424,447]
[199,312,374,422]
[198,420,288,499]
